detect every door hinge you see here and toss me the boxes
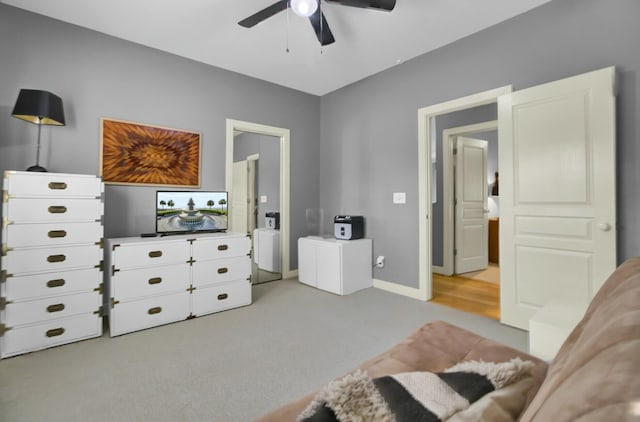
[96,260,104,271]
[453,147,458,155]
[454,248,458,256]
[111,298,120,308]
[0,323,11,336]
[0,296,10,310]
[94,284,103,295]
[94,306,104,317]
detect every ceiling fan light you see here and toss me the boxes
[291,0,318,17]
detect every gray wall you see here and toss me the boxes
[320,0,640,287]
[233,132,280,229]
[0,4,321,270]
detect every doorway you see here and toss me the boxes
[225,119,292,284]
[432,120,500,318]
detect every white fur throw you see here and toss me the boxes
[297,358,534,422]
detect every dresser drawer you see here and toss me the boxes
[4,221,102,248]
[192,255,251,287]
[2,290,101,327]
[111,240,190,270]
[2,267,102,301]
[109,291,190,336]
[111,264,190,301]
[191,280,251,317]
[0,313,102,359]
[5,198,103,223]
[191,236,250,261]
[4,244,102,275]
[3,171,102,198]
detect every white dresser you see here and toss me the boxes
[298,237,372,295]
[1,171,104,359]
[105,232,251,336]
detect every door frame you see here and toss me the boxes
[225,119,293,279]
[438,120,498,276]
[412,86,511,301]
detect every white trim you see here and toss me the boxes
[226,119,293,279]
[440,120,498,276]
[373,279,427,300]
[431,265,445,274]
[415,86,512,302]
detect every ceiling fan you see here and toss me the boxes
[238,0,397,46]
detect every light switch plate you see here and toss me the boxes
[260,195,268,203]
[393,192,406,204]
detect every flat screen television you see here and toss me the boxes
[156,190,228,235]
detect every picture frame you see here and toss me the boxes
[100,117,201,187]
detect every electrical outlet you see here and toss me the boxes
[376,255,385,268]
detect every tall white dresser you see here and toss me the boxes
[105,232,251,336]
[1,171,104,358]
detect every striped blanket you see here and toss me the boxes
[297,358,534,422]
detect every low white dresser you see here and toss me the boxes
[105,232,251,336]
[1,171,104,358]
[298,236,372,295]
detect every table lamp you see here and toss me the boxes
[11,89,66,172]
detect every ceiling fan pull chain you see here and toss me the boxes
[319,0,323,55]
[286,1,291,53]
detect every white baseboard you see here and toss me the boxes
[373,278,428,301]
[432,265,445,274]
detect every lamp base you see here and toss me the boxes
[26,165,47,172]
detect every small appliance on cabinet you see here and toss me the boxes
[265,212,280,230]
[334,215,364,240]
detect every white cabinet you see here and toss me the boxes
[529,299,586,361]
[105,232,251,336]
[1,171,104,359]
[253,228,281,273]
[298,237,372,295]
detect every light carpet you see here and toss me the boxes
[0,278,526,422]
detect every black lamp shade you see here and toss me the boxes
[12,89,66,126]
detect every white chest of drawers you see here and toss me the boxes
[1,171,104,358]
[105,232,251,336]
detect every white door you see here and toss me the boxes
[455,137,489,274]
[231,160,248,234]
[499,67,616,329]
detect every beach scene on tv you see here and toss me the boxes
[156,191,228,233]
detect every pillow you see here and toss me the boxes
[297,358,534,422]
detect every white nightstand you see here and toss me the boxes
[529,299,587,361]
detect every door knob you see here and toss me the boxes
[598,222,611,232]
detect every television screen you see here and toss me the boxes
[156,191,228,234]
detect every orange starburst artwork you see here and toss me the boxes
[100,118,201,187]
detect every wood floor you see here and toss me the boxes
[431,272,500,320]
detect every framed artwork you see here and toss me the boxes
[100,118,201,187]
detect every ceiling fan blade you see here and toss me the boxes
[238,0,289,28]
[324,0,396,12]
[309,10,336,46]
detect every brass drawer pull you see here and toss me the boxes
[48,182,68,190]
[148,307,162,315]
[47,254,66,263]
[46,328,65,337]
[148,277,162,285]
[217,293,229,301]
[148,251,162,258]
[48,230,67,238]
[217,267,228,274]
[47,303,65,313]
[47,279,66,288]
[217,244,228,251]
[48,206,67,214]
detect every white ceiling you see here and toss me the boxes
[2,0,552,96]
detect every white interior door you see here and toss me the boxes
[247,156,258,234]
[455,136,489,274]
[231,160,248,234]
[499,67,616,329]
